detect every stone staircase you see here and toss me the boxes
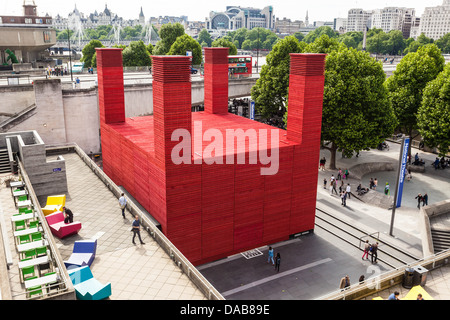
[431,229,450,253]
[0,148,11,174]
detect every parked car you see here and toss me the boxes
[190,67,198,74]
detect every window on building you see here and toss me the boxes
[43,30,51,43]
[25,18,32,24]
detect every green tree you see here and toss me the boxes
[211,38,237,55]
[251,35,305,118]
[81,39,104,68]
[305,34,344,53]
[385,44,445,150]
[153,23,185,55]
[435,32,450,53]
[168,34,203,65]
[122,40,152,66]
[304,26,338,43]
[197,29,212,47]
[385,30,406,55]
[403,33,434,54]
[319,47,397,168]
[230,28,248,48]
[366,30,389,54]
[417,63,450,156]
[293,32,305,42]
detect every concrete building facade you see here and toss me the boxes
[206,6,274,31]
[417,0,450,40]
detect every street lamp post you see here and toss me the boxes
[67,25,73,83]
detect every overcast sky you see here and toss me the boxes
[0,0,445,22]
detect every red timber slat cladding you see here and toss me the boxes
[96,48,125,124]
[97,48,327,265]
[287,53,326,234]
[151,55,202,262]
[204,47,229,114]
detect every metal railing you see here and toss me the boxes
[315,248,450,300]
[9,161,75,300]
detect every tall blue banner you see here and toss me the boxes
[250,101,255,120]
[396,137,410,208]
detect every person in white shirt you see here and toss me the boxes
[346,184,351,199]
[119,193,127,218]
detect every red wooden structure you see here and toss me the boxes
[96,47,326,265]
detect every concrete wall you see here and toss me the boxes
[1,130,68,198]
[0,85,34,123]
[3,77,257,154]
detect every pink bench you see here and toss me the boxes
[45,211,82,238]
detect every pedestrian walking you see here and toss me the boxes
[332,179,338,195]
[374,178,378,190]
[341,191,347,207]
[131,215,145,245]
[323,178,327,189]
[415,193,422,209]
[362,240,370,260]
[422,193,428,206]
[371,242,379,264]
[119,193,127,218]
[339,275,350,291]
[274,253,281,272]
[344,168,349,180]
[384,182,390,195]
[346,183,351,199]
[337,168,342,180]
[267,247,274,265]
[369,178,374,189]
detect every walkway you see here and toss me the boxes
[0,151,206,300]
[197,142,450,300]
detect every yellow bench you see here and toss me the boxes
[402,285,433,300]
[42,195,66,216]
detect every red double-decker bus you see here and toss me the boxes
[228,55,252,77]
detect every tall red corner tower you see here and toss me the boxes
[288,53,327,233]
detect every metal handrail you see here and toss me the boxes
[315,248,450,300]
[16,161,74,299]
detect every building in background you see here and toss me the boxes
[333,18,347,34]
[274,17,305,35]
[206,6,274,32]
[371,7,416,38]
[417,0,450,40]
[346,8,373,32]
[0,0,56,65]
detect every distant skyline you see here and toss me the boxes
[0,0,445,22]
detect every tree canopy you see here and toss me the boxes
[417,63,450,156]
[250,35,305,118]
[153,23,185,56]
[81,39,104,68]
[168,34,203,65]
[211,38,237,55]
[122,40,152,67]
[319,47,397,167]
[385,44,445,141]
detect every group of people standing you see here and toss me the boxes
[415,193,429,209]
[326,174,352,207]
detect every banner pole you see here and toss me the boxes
[389,136,408,236]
